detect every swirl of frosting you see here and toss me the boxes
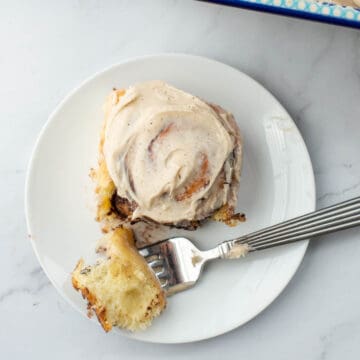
[103,81,242,225]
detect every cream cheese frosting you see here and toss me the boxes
[103,81,242,224]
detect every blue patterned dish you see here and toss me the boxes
[203,0,360,28]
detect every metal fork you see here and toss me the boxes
[139,196,360,295]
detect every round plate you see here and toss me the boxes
[25,54,315,344]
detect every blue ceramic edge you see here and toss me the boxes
[201,0,360,28]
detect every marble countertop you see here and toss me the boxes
[1,0,360,358]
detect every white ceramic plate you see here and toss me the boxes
[25,54,315,344]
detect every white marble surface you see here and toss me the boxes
[1,0,360,358]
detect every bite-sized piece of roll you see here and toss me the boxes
[72,227,166,332]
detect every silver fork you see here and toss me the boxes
[139,196,360,295]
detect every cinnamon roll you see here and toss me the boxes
[94,81,243,231]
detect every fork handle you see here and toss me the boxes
[219,196,360,257]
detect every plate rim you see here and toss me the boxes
[25,53,316,344]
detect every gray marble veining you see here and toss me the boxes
[1,0,359,358]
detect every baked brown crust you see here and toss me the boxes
[212,204,246,226]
